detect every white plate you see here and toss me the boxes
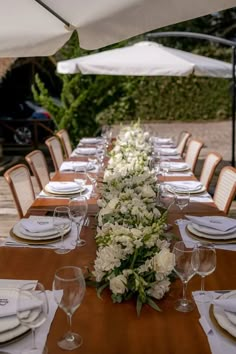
[168,166,190,172]
[0,288,35,344]
[213,291,236,338]
[49,182,81,192]
[44,184,86,195]
[187,223,236,241]
[191,222,236,236]
[12,222,70,241]
[167,185,206,195]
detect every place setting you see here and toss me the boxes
[0,280,59,354]
[59,160,96,172]
[38,181,93,200]
[4,213,77,251]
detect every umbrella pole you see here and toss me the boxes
[232,47,236,167]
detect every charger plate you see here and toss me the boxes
[167,185,206,195]
[186,224,236,244]
[210,291,236,341]
[10,225,70,244]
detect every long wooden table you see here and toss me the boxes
[1,159,236,354]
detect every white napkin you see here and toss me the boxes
[48,181,79,192]
[0,279,38,289]
[159,148,178,155]
[0,297,42,318]
[80,137,103,144]
[213,298,236,312]
[74,147,97,155]
[20,218,54,233]
[167,181,203,192]
[185,215,236,232]
[169,162,189,169]
[60,161,89,172]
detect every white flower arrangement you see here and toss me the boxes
[91,122,175,315]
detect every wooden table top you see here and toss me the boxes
[1,159,236,354]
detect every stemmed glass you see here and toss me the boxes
[160,159,170,180]
[16,282,49,354]
[173,241,197,312]
[69,196,88,247]
[53,206,72,254]
[52,266,86,350]
[73,164,88,188]
[86,167,98,197]
[175,189,190,210]
[191,243,216,302]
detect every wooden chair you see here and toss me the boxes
[199,152,222,191]
[213,166,236,214]
[56,129,72,158]
[45,136,64,171]
[176,131,191,156]
[184,138,204,172]
[25,150,50,190]
[4,164,35,219]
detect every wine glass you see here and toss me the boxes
[191,243,216,302]
[173,241,197,312]
[52,266,86,350]
[160,159,170,182]
[73,164,88,188]
[53,206,72,254]
[69,196,88,247]
[16,282,49,354]
[86,167,98,197]
[175,189,190,210]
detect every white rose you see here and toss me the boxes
[152,248,175,273]
[109,274,127,294]
[141,185,156,198]
[147,279,171,300]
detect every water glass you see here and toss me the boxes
[69,196,88,247]
[53,206,72,254]
[173,241,197,312]
[52,266,86,350]
[175,189,190,210]
[191,243,216,302]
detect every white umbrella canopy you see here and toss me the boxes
[57,41,232,78]
[1,0,236,57]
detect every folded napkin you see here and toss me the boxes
[48,181,79,192]
[74,147,97,155]
[159,148,178,155]
[213,298,236,313]
[185,215,236,232]
[20,218,54,233]
[169,162,189,169]
[80,137,103,144]
[60,161,89,172]
[168,181,203,192]
[0,296,42,318]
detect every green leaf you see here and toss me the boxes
[146,297,162,312]
[136,296,143,317]
[97,283,108,299]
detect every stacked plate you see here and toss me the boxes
[168,162,190,172]
[159,148,178,156]
[60,161,95,172]
[0,288,33,345]
[44,181,86,196]
[11,217,71,244]
[74,147,97,155]
[167,181,205,194]
[80,137,103,144]
[211,291,236,340]
[186,216,236,243]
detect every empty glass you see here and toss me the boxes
[53,206,72,254]
[175,189,190,210]
[192,243,216,302]
[52,266,86,350]
[86,167,98,197]
[173,241,197,312]
[69,196,88,247]
[17,282,48,354]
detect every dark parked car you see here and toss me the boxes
[0,100,57,145]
